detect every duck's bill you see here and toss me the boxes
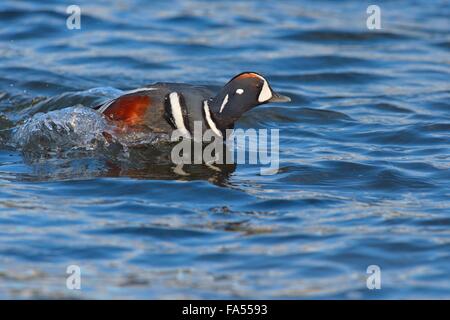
[269,92,291,103]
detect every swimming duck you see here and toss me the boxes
[95,72,291,138]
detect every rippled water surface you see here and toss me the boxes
[1,0,449,299]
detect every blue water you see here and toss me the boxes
[0,0,449,299]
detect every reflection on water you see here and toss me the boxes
[0,0,450,299]
[7,102,236,183]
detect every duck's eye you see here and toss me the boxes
[235,89,244,95]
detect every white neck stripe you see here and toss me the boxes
[169,92,191,138]
[219,94,229,113]
[203,101,223,137]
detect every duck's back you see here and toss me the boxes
[95,82,215,133]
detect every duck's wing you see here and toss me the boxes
[145,82,216,99]
[93,83,217,133]
[93,86,170,131]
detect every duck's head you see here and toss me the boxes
[207,72,291,130]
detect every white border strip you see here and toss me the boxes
[203,100,223,137]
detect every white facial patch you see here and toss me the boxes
[169,92,191,138]
[247,74,272,102]
[236,89,244,95]
[219,94,229,113]
[257,77,272,102]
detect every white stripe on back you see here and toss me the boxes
[124,87,158,95]
[169,92,191,138]
[98,87,158,113]
[98,99,115,113]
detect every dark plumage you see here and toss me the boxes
[94,72,291,137]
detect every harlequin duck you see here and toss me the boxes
[94,72,291,138]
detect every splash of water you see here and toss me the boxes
[9,103,171,163]
[12,106,111,152]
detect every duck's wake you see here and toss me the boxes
[10,104,169,159]
[12,106,111,153]
[0,88,235,182]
